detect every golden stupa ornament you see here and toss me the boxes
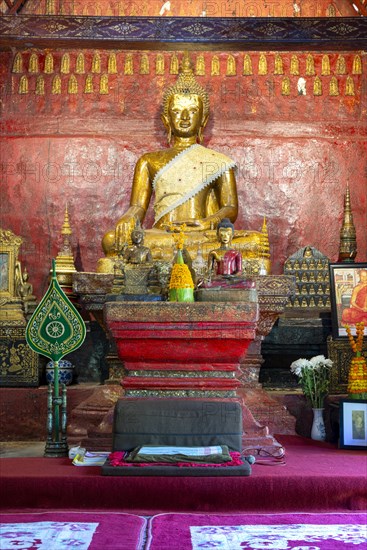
[338,184,357,263]
[260,217,270,263]
[55,205,78,290]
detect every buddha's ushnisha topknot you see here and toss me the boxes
[162,52,210,117]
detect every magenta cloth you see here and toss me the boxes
[1,436,366,513]
[146,512,367,550]
[0,511,147,550]
[108,450,244,467]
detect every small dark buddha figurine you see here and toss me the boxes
[123,221,153,265]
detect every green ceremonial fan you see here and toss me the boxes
[26,259,86,361]
[26,259,86,456]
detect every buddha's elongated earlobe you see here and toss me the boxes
[167,126,172,145]
[197,126,204,143]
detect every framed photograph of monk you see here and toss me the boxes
[329,263,367,338]
[339,399,367,450]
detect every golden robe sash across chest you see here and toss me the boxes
[152,144,236,225]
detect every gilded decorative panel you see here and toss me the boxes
[0,326,39,387]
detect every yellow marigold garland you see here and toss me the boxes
[345,322,367,397]
[169,263,194,290]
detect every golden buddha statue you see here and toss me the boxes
[99,53,270,274]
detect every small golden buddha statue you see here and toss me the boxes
[196,54,205,76]
[99,53,269,273]
[108,53,117,74]
[92,52,101,74]
[345,76,355,96]
[140,54,150,75]
[61,53,70,74]
[211,56,220,76]
[243,54,252,76]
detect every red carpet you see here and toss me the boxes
[0,511,147,550]
[146,512,367,550]
[1,436,366,513]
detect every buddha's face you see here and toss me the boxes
[218,227,233,245]
[131,230,143,245]
[167,94,204,138]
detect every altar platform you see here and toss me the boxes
[1,435,366,514]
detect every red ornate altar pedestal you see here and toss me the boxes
[105,301,257,397]
[105,300,283,454]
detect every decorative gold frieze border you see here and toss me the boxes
[10,51,363,98]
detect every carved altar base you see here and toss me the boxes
[105,300,283,453]
[71,273,295,453]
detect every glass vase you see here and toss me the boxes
[311,408,326,441]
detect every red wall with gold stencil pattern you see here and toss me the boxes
[0,20,366,296]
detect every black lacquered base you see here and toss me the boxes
[44,440,69,458]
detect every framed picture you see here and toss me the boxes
[0,228,23,298]
[339,399,367,450]
[329,263,367,338]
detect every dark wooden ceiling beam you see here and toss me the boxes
[0,16,367,51]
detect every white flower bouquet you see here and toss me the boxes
[290,355,333,409]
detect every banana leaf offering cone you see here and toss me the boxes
[169,249,195,302]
